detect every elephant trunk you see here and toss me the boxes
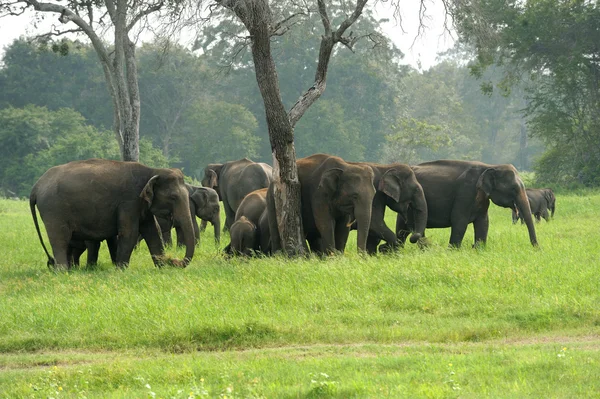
[409,187,428,244]
[355,203,372,252]
[515,190,538,247]
[174,206,196,265]
[212,213,221,244]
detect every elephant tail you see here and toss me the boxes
[29,193,55,267]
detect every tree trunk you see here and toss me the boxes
[245,1,305,255]
[519,116,528,170]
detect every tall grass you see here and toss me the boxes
[1,193,599,397]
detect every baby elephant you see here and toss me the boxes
[512,188,556,223]
[224,188,270,256]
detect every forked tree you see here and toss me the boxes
[215,0,374,255]
[0,0,188,161]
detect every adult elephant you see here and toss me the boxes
[224,188,270,256]
[396,160,538,248]
[268,154,376,254]
[201,158,272,231]
[348,162,428,254]
[30,159,196,269]
[512,188,556,224]
[159,185,221,246]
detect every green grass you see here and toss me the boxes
[1,193,599,397]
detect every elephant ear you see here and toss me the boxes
[543,189,554,206]
[190,188,208,208]
[379,169,401,202]
[140,175,160,206]
[206,169,218,188]
[477,168,496,196]
[317,168,344,196]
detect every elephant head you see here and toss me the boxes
[229,216,257,256]
[379,166,428,244]
[201,164,223,200]
[543,188,556,218]
[140,169,195,265]
[314,163,376,253]
[477,165,538,246]
[189,185,221,243]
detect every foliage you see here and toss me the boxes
[0,105,167,197]
[455,0,600,185]
[0,38,113,129]
[175,99,261,179]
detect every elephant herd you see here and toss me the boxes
[30,154,552,270]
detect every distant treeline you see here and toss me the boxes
[0,31,540,197]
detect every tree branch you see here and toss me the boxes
[271,11,306,36]
[317,0,331,35]
[127,0,164,32]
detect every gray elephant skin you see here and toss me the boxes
[30,159,196,269]
[396,160,538,248]
[268,153,376,254]
[159,185,221,246]
[201,158,272,231]
[349,162,428,254]
[512,188,555,223]
[225,188,270,256]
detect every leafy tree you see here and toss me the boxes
[215,0,387,255]
[454,0,600,186]
[174,99,261,179]
[0,105,167,197]
[0,39,113,129]
[1,0,192,161]
[137,42,214,159]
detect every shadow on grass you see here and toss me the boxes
[156,322,280,353]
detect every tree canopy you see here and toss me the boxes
[455,0,600,186]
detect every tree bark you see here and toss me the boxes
[19,0,145,161]
[222,0,305,255]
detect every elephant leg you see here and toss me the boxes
[395,213,412,247]
[106,236,118,264]
[374,220,399,253]
[473,213,489,248]
[366,235,382,254]
[512,209,519,224]
[69,241,86,267]
[162,229,173,247]
[199,219,208,232]
[46,224,72,269]
[222,201,236,232]
[85,241,102,266]
[542,209,550,222]
[212,219,221,244]
[448,221,468,248]
[306,234,323,255]
[114,209,141,268]
[334,219,351,252]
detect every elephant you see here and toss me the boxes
[159,185,221,246]
[69,236,118,267]
[348,162,428,254]
[396,160,538,248]
[201,158,272,231]
[512,188,556,224]
[224,188,270,256]
[268,153,376,254]
[228,216,259,256]
[30,158,196,269]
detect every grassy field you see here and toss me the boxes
[1,192,599,398]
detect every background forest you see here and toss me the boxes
[0,7,548,197]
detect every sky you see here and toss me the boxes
[0,1,455,70]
